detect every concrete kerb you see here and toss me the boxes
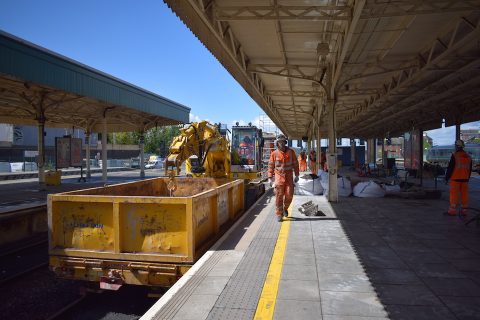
[140,187,272,320]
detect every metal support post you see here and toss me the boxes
[102,114,108,182]
[139,131,145,179]
[381,138,386,167]
[85,130,91,179]
[37,118,46,185]
[317,121,321,174]
[350,138,356,167]
[327,99,338,202]
[419,128,423,186]
[455,122,461,141]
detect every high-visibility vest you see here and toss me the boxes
[268,148,298,184]
[451,150,472,180]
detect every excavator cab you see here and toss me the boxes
[230,125,263,180]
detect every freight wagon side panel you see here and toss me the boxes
[49,196,193,263]
[119,202,188,255]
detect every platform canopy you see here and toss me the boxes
[163,0,480,139]
[0,31,190,133]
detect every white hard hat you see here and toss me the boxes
[276,134,287,141]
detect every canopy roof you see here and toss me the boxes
[164,0,480,138]
[0,31,190,132]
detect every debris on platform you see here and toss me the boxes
[298,200,324,216]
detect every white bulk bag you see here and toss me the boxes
[296,175,323,195]
[353,181,385,198]
[384,184,401,195]
[338,177,352,197]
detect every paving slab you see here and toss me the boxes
[320,290,388,318]
[422,277,480,296]
[273,299,322,320]
[277,279,320,301]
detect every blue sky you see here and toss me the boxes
[0,0,478,145]
[0,0,262,128]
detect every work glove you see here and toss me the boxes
[268,178,274,187]
[294,176,299,183]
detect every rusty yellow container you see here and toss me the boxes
[48,177,244,287]
[45,170,62,186]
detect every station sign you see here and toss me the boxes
[24,150,39,157]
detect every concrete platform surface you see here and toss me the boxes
[142,176,480,320]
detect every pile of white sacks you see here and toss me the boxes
[296,169,392,198]
[296,170,354,197]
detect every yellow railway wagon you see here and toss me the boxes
[48,177,244,289]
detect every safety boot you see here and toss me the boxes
[277,215,283,222]
[283,209,289,217]
[447,207,457,216]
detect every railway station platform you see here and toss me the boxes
[0,169,162,213]
[142,176,480,320]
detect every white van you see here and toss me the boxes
[145,159,164,169]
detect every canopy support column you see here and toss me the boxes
[350,138,356,168]
[327,99,338,202]
[35,96,46,186]
[316,108,321,175]
[85,130,91,179]
[419,128,424,186]
[139,130,145,179]
[381,138,386,167]
[102,112,108,183]
[37,117,46,185]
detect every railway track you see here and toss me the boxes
[0,234,48,285]
[0,205,49,285]
[46,286,156,320]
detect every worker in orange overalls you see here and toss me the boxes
[445,139,472,216]
[268,134,299,222]
[309,149,317,174]
[321,152,327,172]
[298,149,307,172]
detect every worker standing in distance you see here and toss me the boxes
[445,139,472,216]
[309,149,317,174]
[268,134,300,222]
[298,149,307,172]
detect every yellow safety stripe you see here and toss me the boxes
[253,204,292,320]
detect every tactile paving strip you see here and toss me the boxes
[152,250,227,320]
[206,205,280,319]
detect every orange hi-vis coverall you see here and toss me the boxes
[268,148,299,217]
[309,150,317,174]
[445,149,472,215]
[298,152,307,172]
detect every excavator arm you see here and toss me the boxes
[165,121,231,178]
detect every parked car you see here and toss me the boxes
[145,159,164,169]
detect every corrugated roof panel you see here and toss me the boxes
[0,31,190,124]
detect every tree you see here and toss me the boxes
[144,125,181,156]
[106,125,181,156]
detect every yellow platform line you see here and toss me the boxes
[254,206,291,320]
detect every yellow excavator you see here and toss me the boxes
[164,120,231,178]
[165,120,265,206]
